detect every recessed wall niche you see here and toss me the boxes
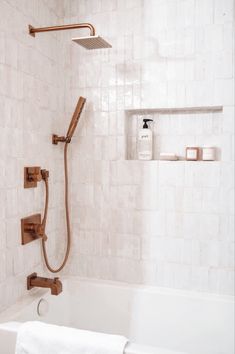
[125,106,223,160]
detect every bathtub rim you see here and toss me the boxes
[0,275,234,322]
[64,276,234,302]
[0,276,233,354]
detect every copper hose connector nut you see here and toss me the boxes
[42,233,48,242]
[41,169,49,180]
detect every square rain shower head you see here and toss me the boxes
[72,35,112,50]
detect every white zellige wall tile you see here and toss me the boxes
[0,0,234,314]
[0,0,67,312]
[64,0,234,296]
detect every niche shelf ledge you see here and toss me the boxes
[125,105,223,161]
[125,105,223,115]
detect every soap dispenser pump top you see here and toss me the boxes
[143,119,153,128]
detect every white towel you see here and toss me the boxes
[15,321,128,354]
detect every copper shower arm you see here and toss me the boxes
[28,23,96,37]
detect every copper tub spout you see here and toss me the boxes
[27,273,62,296]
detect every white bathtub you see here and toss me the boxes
[0,277,234,354]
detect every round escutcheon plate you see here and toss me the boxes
[37,298,49,317]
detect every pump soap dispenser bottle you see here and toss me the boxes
[138,118,153,160]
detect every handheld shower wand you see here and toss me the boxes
[42,97,86,273]
[66,96,86,141]
[52,97,86,145]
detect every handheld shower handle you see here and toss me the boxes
[66,96,86,140]
[52,96,86,145]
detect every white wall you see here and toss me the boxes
[0,0,68,311]
[0,0,234,315]
[63,0,234,295]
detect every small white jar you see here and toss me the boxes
[186,147,200,161]
[202,147,216,161]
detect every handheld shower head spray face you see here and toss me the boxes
[66,96,86,141]
[72,35,112,49]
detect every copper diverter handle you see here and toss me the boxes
[24,167,42,188]
[21,214,47,245]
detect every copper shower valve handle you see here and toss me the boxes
[27,167,42,182]
[24,222,39,233]
[24,222,47,241]
[24,166,41,188]
[21,214,47,245]
[24,167,49,188]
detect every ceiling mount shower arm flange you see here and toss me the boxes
[28,23,96,37]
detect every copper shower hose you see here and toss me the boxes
[41,142,71,273]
